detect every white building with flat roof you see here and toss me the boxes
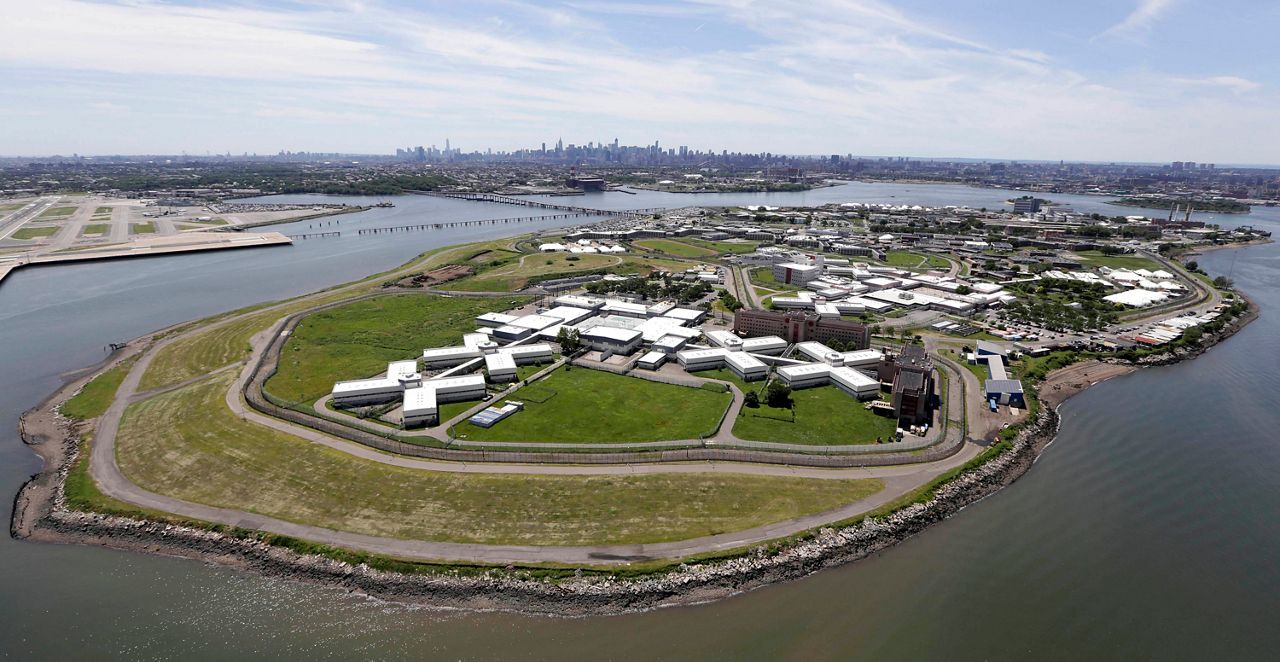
[637,350,667,371]
[476,312,518,328]
[663,307,707,324]
[830,366,880,399]
[484,351,517,382]
[401,386,438,427]
[740,336,787,355]
[773,262,822,286]
[724,351,768,381]
[579,326,643,354]
[554,294,604,310]
[777,363,832,389]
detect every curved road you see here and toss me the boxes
[88,307,983,565]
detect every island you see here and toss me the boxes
[1109,196,1251,213]
[13,198,1265,616]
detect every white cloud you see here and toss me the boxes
[0,0,1274,162]
[1101,0,1176,39]
[1170,76,1262,94]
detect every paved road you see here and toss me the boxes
[86,271,986,564]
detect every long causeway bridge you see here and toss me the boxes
[356,212,609,235]
[412,190,664,217]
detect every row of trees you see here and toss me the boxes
[584,273,712,304]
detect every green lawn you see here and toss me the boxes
[80,224,110,236]
[685,238,760,254]
[94,206,113,215]
[11,226,58,240]
[689,367,764,396]
[444,252,621,291]
[1073,251,1163,272]
[38,206,78,219]
[454,366,731,443]
[734,384,898,445]
[749,267,804,291]
[130,222,157,234]
[62,357,138,420]
[265,294,530,404]
[885,251,950,270]
[634,238,716,258]
[115,373,882,546]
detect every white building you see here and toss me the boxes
[579,326,643,354]
[772,262,822,286]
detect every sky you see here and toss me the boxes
[0,0,1275,163]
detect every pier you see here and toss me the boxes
[286,231,341,240]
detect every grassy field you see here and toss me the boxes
[688,367,764,396]
[62,357,139,420]
[734,384,898,445]
[116,373,882,545]
[0,203,27,213]
[1073,250,1163,272]
[454,366,731,443]
[130,222,157,234]
[11,226,58,240]
[633,238,716,258]
[93,206,113,215]
[444,252,621,291]
[886,251,950,270]
[749,267,804,291]
[685,238,759,254]
[137,244,486,391]
[265,294,529,404]
[80,224,110,236]
[37,206,78,220]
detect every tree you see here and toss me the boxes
[743,391,760,408]
[556,327,582,354]
[956,284,972,295]
[766,381,792,408]
[1212,275,1234,289]
[1186,260,1199,272]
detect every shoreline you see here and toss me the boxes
[9,256,1261,618]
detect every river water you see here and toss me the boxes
[2,184,1276,658]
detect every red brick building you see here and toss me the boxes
[733,309,870,349]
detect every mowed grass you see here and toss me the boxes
[265,294,530,404]
[62,356,139,420]
[634,238,716,258]
[684,238,760,254]
[734,384,898,445]
[38,206,78,219]
[116,373,883,545]
[11,226,58,240]
[80,224,110,236]
[130,222,157,234]
[1073,250,1163,272]
[886,251,950,270]
[444,252,620,292]
[137,246,487,392]
[455,367,731,443]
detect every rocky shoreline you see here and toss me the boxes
[9,292,1258,617]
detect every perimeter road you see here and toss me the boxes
[86,287,985,565]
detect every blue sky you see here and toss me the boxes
[0,0,1275,162]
